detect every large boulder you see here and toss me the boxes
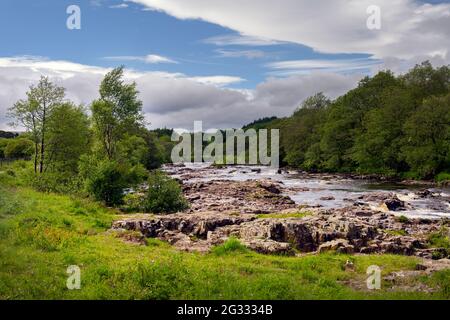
[381,197,406,211]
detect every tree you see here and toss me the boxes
[281,93,329,168]
[319,71,399,171]
[116,134,147,166]
[45,103,91,174]
[402,61,450,102]
[8,76,65,173]
[92,67,144,159]
[352,87,414,174]
[402,94,450,178]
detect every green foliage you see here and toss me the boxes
[3,138,34,158]
[143,170,189,214]
[212,237,249,256]
[402,94,450,178]
[243,116,278,131]
[84,160,128,206]
[92,67,144,160]
[428,228,450,259]
[427,228,450,249]
[45,103,91,175]
[8,76,66,173]
[396,215,410,224]
[436,172,450,183]
[0,138,9,158]
[275,62,450,179]
[116,135,147,166]
[142,131,174,169]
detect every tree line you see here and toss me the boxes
[247,61,450,180]
[6,67,185,211]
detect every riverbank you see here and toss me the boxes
[1,166,450,299]
[0,183,449,299]
[113,164,450,260]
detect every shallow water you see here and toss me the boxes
[167,163,450,219]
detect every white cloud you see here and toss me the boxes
[104,54,178,64]
[0,56,360,131]
[188,75,245,87]
[266,58,383,76]
[203,34,283,46]
[131,0,450,63]
[215,49,266,59]
[109,3,129,9]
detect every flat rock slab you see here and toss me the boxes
[183,179,296,214]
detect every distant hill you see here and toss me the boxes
[0,130,19,139]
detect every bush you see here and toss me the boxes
[0,138,9,158]
[85,161,127,206]
[396,215,410,224]
[142,170,189,214]
[30,171,82,194]
[4,138,34,158]
[436,172,450,183]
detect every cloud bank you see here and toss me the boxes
[131,0,450,63]
[0,57,360,131]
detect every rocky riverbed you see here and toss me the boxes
[112,164,450,260]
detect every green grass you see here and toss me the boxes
[427,227,450,259]
[436,172,450,183]
[256,212,313,219]
[1,169,450,299]
[396,215,410,224]
[427,228,450,249]
[211,237,249,256]
[385,230,408,237]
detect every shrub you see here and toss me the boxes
[85,161,127,206]
[142,170,188,214]
[30,171,82,194]
[396,215,410,223]
[122,192,144,212]
[4,138,34,158]
[436,172,450,183]
[0,138,8,158]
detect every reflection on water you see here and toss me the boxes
[167,164,450,219]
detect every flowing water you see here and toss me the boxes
[167,163,450,219]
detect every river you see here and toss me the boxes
[166,163,450,219]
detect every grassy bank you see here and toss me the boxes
[0,169,450,300]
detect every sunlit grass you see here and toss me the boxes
[0,182,449,300]
[256,211,313,219]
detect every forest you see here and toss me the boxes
[254,61,450,181]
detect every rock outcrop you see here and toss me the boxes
[111,165,450,260]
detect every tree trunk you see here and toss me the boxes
[39,103,46,174]
[34,142,38,173]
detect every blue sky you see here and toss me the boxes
[0,0,449,129]
[0,0,375,89]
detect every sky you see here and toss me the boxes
[0,0,449,130]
